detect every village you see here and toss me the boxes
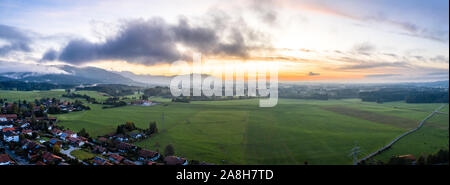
[0,98,193,165]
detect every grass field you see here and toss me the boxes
[0,90,66,101]
[51,96,447,165]
[70,149,98,161]
[0,90,112,102]
[372,104,449,163]
[2,90,447,164]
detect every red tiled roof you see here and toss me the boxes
[22,129,32,133]
[97,137,108,142]
[398,154,416,161]
[2,127,15,132]
[0,114,17,119]
[164,156,187,165]
[117,142,136,150]
[0,154,14,164]
[42,152,62,162]
[35,161,46,165]
[139,149,158,158]
[110,154,124,162]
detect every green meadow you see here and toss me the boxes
[0,90,66,101]
[1,90,447,164]
[373,104,449,163]
[53,98,447,165]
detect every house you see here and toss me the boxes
[0,154,15,165]
[68,137,84,147]
[130,132,142,139]
[51,128,63,136]
[42,152,63,165]
[164,156,188,165]
[22,140,45,156]
[0,114,17,121]
[20,122,30,128]
[49,138,62,147]
[0,122,13,129]
[92,145,107,154]
[117,142,137,153]
[398,154,416,164]
[3,131,19,142]
[108,154,124,164]
[1,127,15,133]
[114,134,128,142]
[35,161,46,165]
[138,149,160,161]
[122,159,137,165]
[22,129,33,136]
[131,100,153,106]
[92,157,112,165]
[64,130,77,138]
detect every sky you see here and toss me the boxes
[0,0,448,82]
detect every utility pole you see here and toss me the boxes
[349,142,361,165]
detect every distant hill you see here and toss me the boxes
[0,75,12,82]
[0,80,74,91]
[0,65,145,86]
[115,71,172,86]
[408,80,449,88]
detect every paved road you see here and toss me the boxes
[0,141,31,165]
[60,146,79,159]
[60,146,89,165]
[358,104,447,164]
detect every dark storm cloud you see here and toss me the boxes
[0,24,32,55]
[59,18,180,65]
[56,16,269,65]
[41,49,58,61]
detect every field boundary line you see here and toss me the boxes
[357,104,447,164]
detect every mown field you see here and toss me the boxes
[53,98,447,165]
[373,104,449,163]
[1,90,447,164]
[0,90,109,102]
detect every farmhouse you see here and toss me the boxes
[117,142,137,153]
[130,100,154,106]
[164,156,188,165]
[138,149,160,161]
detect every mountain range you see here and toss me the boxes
[0,65,172,87]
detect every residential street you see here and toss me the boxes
[0,141,31,165]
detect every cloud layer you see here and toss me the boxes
[48,15,270,65]
[0,24,32,55]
